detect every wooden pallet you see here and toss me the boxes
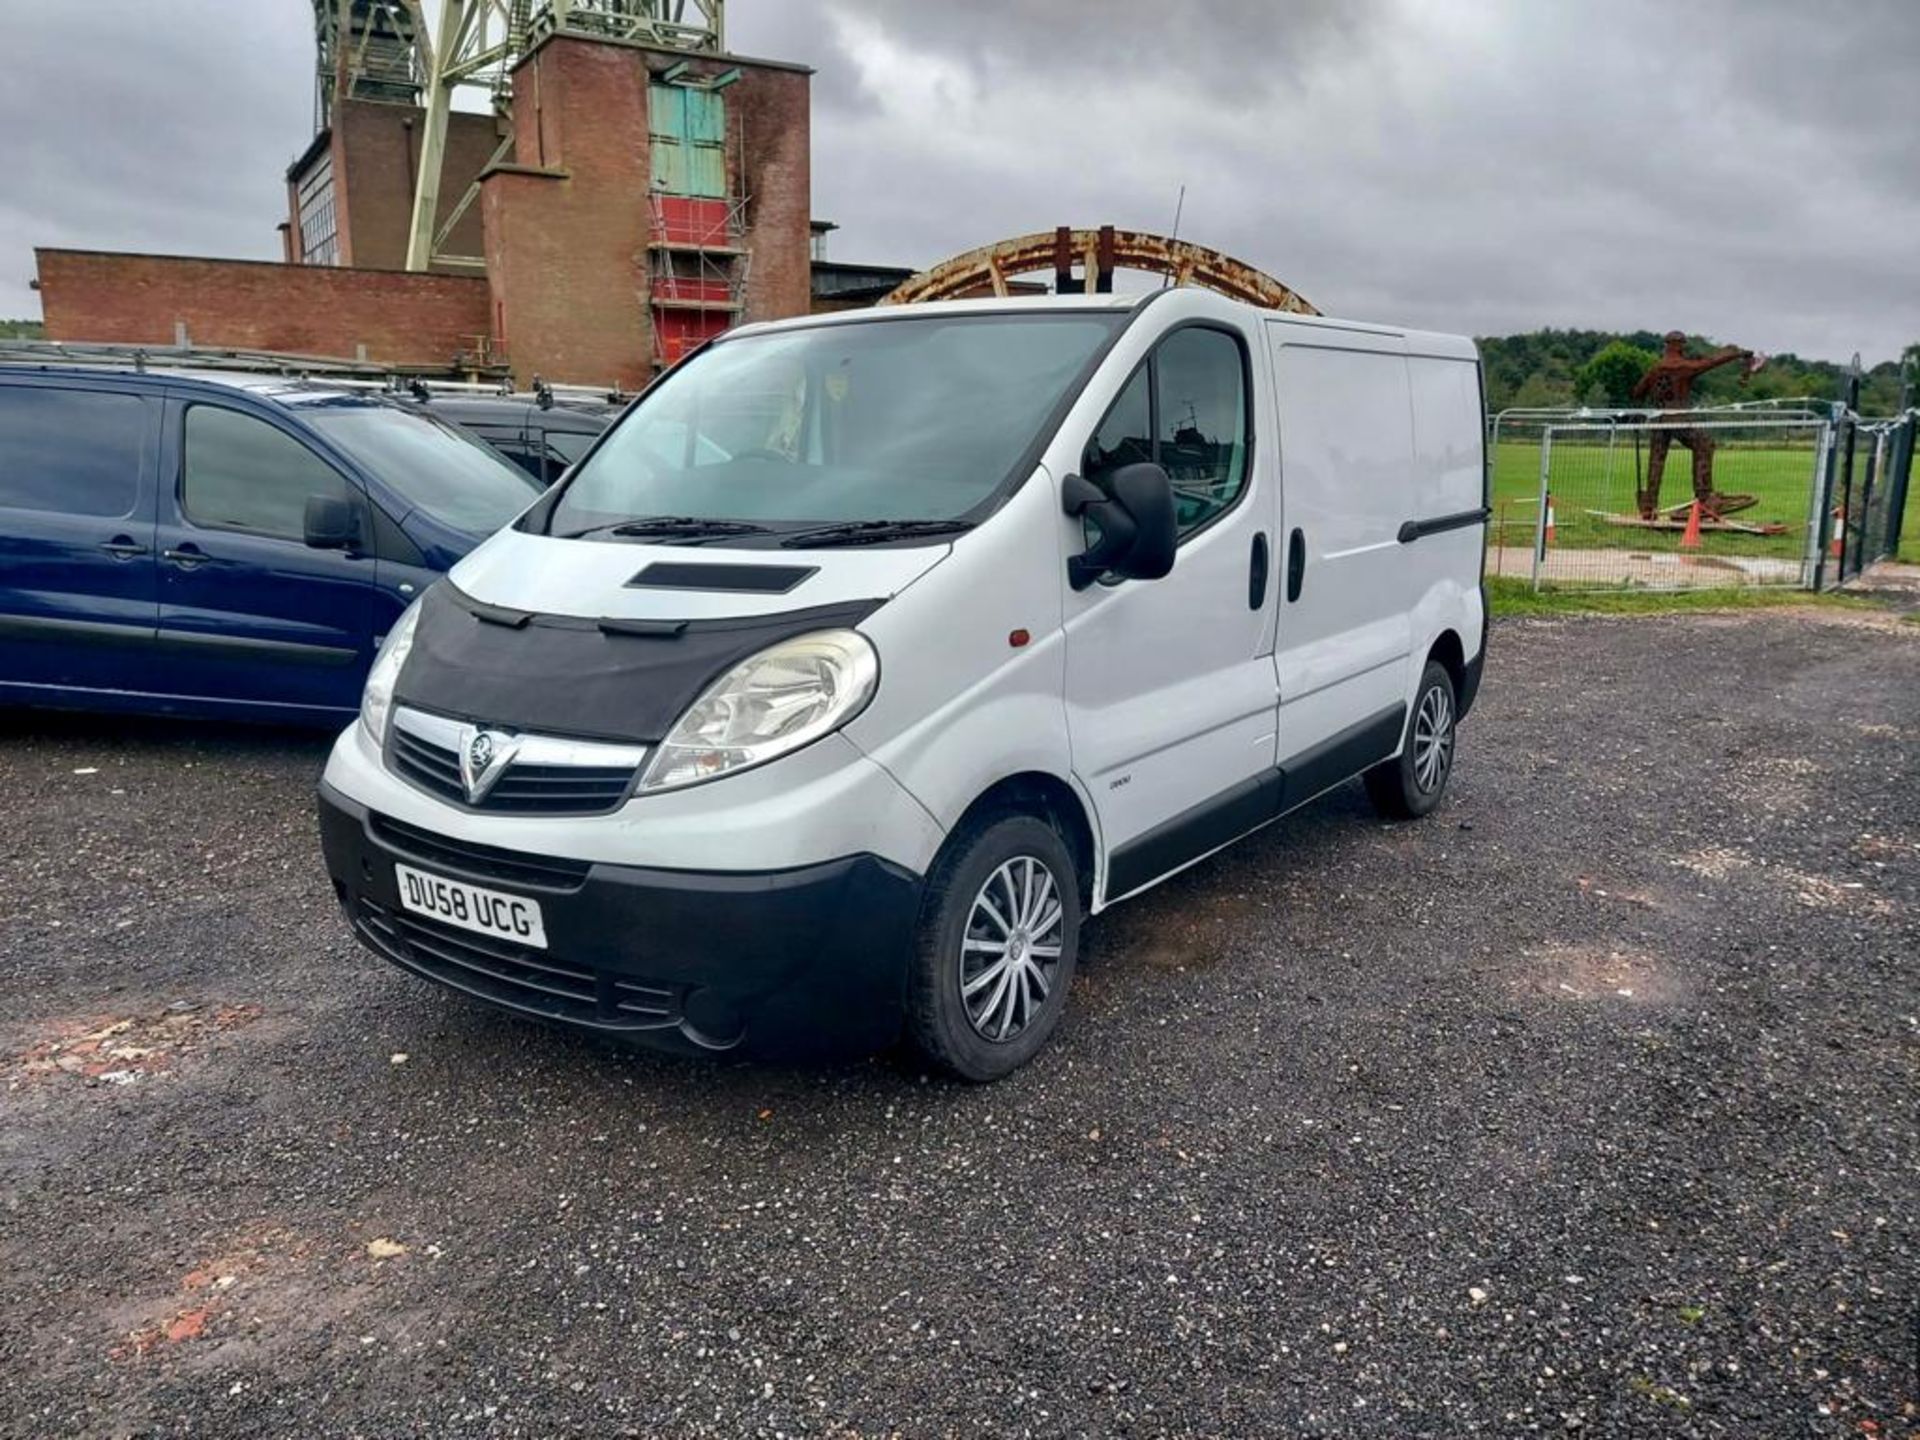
[1589,509,1789,537]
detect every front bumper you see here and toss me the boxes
[318,782,924,1057]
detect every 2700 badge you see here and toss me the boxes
[394,863,548,949]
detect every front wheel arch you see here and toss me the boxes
[947,770,1097,911]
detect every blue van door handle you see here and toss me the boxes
[162,545,220,569]
[99,536,148,560]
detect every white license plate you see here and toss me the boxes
[394,863,548,949]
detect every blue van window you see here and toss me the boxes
[0,385,145,517]
[182,405,355,541]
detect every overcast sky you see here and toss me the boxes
[4,0,1914,362]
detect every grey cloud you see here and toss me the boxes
[736,0,1919,362]
[5,1,1915,364]
[1,2,313,308]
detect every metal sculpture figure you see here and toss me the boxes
[1630,332,1759,519]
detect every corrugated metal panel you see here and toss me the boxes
[649,83,726,199]
[686,142,725,198]
[652,141,687,194]
[648,84,685,139]
[684,89,725,142]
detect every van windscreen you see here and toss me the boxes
[546,312,1125,539]
[305,402,541,536]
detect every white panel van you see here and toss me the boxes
[317,290,1488,1080]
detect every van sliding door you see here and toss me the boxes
[1265,326,1416,795]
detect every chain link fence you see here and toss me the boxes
[1488,404,1915,592]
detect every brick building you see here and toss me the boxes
[34,22,817,389]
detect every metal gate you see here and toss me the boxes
[1819,408,1915,587]
[1489,403,1915,592]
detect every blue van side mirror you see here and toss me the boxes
[303,494,363,551]
[1062,463,1178,590]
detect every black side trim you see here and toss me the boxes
[1458,625,1485,720]
[1397,508,1490,544]
[157,629,359,667]
[629,562,818,595]
[1274,704,1406,813]
[1105,771,1284,901]
[0,614,156,648]
[1104,703,1407,901]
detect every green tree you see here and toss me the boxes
[1512,373,1571,410]
[1574,340,1655,407]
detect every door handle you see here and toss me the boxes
[162,546,220,569]
[99,537,148,560]
[1248,532,1270,610]
[1286,528,1307,602]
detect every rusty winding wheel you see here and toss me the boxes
[880,226,1319,314]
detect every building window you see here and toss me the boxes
[297,154,340,266]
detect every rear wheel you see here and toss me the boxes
[907,813,1081,1082]
[1364,660,1457,819]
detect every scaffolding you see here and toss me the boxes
[646,192,749,365]
[308,2,727,272]
[312,0,426,124]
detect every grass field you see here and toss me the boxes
[1483,575,1879,618]
[1489,427,1920,571]
[1487,435,1822,563]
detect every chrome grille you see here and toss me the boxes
[388,707,647,817]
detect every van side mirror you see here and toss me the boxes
[303,494,362,551]
[1062,462,1177,590]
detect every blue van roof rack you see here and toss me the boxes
[0,339,626,405]
[0,337,514,386]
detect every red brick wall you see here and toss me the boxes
[481,39,654,390]
[315,99,501,271]
[480,36,811,387]
[35,249,492,368]
[728,64,812,325]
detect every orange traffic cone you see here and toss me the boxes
[1543,491,1556,547]
[1829,506,1844,560]
[1679,500,1703,551]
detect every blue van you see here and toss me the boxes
[0,368,541,725]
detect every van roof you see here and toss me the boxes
[726,291,1476,355]
[0,364,396,409]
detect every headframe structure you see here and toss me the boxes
[880,226,1319,314]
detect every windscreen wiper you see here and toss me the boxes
[558,516,771,541]
[778,519,975,549]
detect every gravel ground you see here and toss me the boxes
[0,604,1915,1439]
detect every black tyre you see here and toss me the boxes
[1364,660,1458,820]
[906,812,1082,1082]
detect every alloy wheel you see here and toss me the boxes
[959,855,1065,1042]
[1412,683,1455,794]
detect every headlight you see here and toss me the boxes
[360,598,424,743]
[639,629,878,793]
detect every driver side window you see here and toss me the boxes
[182,405,356,541]
[1081,327,1249,541]
[1083,364,1152,484]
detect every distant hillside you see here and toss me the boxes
[0,319,45,340]
[1478,328,1914,416]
